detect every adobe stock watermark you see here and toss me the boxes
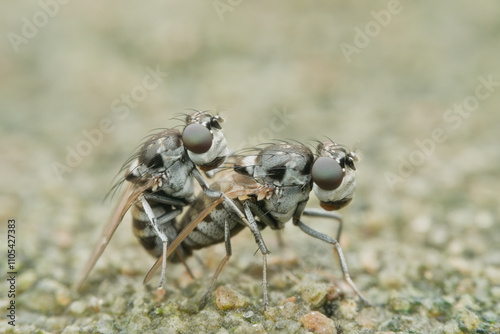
[385,74,499,190]
[51,65,169,182]
[7,0,72,54]
[233,106,296,151]
[339,0,410,64]
[212,0,243,21]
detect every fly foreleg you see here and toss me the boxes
[192,168,256,233]
[293,218,371,306]
[302,208,343,242]
[242,202,270,310]
[140,197,170,290]
[199,217,232,309]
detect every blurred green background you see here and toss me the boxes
[1,1,499,333]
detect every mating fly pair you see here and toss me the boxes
[145,140,370,307]
[76,111,369,308]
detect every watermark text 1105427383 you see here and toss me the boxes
[6,219,17,327]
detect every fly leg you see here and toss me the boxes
[200,199,271,309]
[199,217,232,309]
[192,169,256,233]
[140,197,176,290]
[302,208,343,242]
[141,193,195,282]
[242,202,271,310]
[194,168,271,305]
[243,201,287,310]
[293,218,370,306]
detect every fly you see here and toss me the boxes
[75,111,255,291]
[144,141,370,308]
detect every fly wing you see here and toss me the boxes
[75,179,155,291]
[143,171,271,284]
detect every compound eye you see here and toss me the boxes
[312,157,344,191]
[182,123,213,154]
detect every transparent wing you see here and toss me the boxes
[75,179,156,291]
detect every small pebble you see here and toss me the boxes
[95,315,116,334]
[475,210,494,229]
[484,266,500,285]
[55,230,73,249]
[275,320,288,329]
[251,324,266,333]
[455,294,480,311]
[456,309,480,332]
[88,296,103,313]
[359,249,380,274]
[23,279,72,312]
[449,257,472,276]
[427,226,449,247]
[410,214,432,233]
[215,286,249,310]
[379,270,406,289]
[280,296,296,304]
[234,323,266,334]
[110,297,127,315]
[300,311,337,334]
[338,299,358,320]
[264,306,279,320]
[68,301,87,315]
[243,311,254,319]
[447,240,464,256]
[389,295,413,313]
[62,325,82,334]
[491,286,500,299]
[442,321,461,334]
[279,301,297,318]
[301,283,331,307]
[126,314,151,332]
[17,269,37,292]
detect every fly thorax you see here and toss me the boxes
[266,184,311,223]
[159,155,195,199]
[257,143,314,186]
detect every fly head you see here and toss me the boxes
[312,142,358,211]
[182,111,228,171]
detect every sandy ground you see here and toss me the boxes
[1,1,500,333]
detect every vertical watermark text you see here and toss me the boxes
[6,219,17,327]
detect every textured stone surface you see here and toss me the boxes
[1,1,500,333]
